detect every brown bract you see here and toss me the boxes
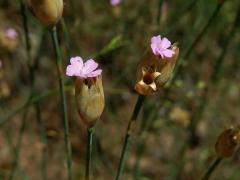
[215,127,240,158]
[75,76,105,127]
[28,0,63,27]
[135,45,179,95]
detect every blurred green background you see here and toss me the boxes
[0,0,240,179]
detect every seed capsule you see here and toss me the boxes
[215,127,240,158]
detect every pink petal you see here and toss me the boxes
[83,59,99,74]
[151,35,161,44]
[163,49,175,58]
[151,43,158,55]
[70,56,83,69]
[161,38,171,49]
[66,65,77,76]
[66,56,84,76]
[87,69,102,77]
[111,0,121,6]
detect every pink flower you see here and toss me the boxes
[66,56,102,78]
[110,0,121,6]
[5,28,18,39]
[151,35,175,58]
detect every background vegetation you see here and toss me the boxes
[0,0,240,179]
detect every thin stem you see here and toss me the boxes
[115,95,145,180]
[8,1,45,179]
[86,127,94,180]
[201,157,222,180]
[171,1,226,83]
[50,26,72,180]
[188,3,240,146]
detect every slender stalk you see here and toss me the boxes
[50,26,72,180]
[86,127,94,180]
[201,157,222,180]
[20,1,49,178]
[189,3,240,146]
[115,95,145,180]
[173,4,240,178]
[8,1,46,179]
[171,1,226,83]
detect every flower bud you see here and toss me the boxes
[0,28,18,52]
[75,76,105,127]
[28,0,63,27]
[215,126,240,158]
[135,43,179,96]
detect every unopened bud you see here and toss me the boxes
[75,76,105,127]
[28,0,63,27]
[215,126,240,158]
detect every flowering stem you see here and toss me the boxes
[50,26,72,180]
[86,127,94,180]
[20,1,49,179]
[9,1,48,179]
[201,157,222,180]
[115,95,145,180]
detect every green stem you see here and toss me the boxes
[50,27,72,180]
[201,157,222,180]
[189,3,240,145]
[86,127,94,180]
[8,1,46,179]
[171,1,226,83]
[115,95,145,180]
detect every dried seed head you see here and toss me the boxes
[75,76,105,127]
[28,0,63,27]
[135,44,179,95]
[215,126,240,158]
